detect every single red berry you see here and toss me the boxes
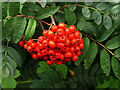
[64,28,70,35]
[43,56,48,60]
[59,35,66,43]
[65,39,70,46]
[48,50,55,56]
[46,60,53,65]
[71,39,77,45]
[31,43,36,48]
[49,56,56,61]
[27,46,33,53]
[65,58,71,62]
[68,33,74,40]
[57,28,64,36]
[55,61,62,65]
[77,51,81,56]
[48,30,54,38]
[34,47,40,52]
[43,30,48,36]
[74,31,80,38]
[51,25,58,32]
[55,52,61,59]
[58,22,66,29]
[70,46,75,52]
[26,39,33,46]
[75,46,80,52]
[69,25,76,32]
[42,40,48,47]
[48,41,56,48]
[43,36,47,40]
[72,55,78,61]
[37,52,42,58]
[41,49,47,56]
[32,53,38,59]
[53,35,58,42]
[57,43,64,49]
[64,52,72,58]
[80,38,84,44]
[79,43,84,49]
[38,36,44,43]
[19,41,24,47]
[24,44,28,49]
[60,54,64,60]
[37,43,43,49]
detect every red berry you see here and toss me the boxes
[80,38,84,44]
[48,30,54,38]
[60,54,64,60]
[53,35,58,42]
[59,35,66,43]
[64,28,70,35]
[43,30,48,36]
[68,33,74,40]
[24,44,28,49]
[64,52,72,58]
[48,41,56,48]
[71,39,77,45]
[49,56,56,61]
[31,43,36,48]
[46,60,53,65]
[48,50,55,56]
[72,55,78,61]
[57,28,64,36]
[38,36,44,43]
[70,46,75,52]
[42,40,48,47]
[55,52,61,59]
[75,46,80,52]
[19,41,24,47]
[77,51,81,56]
[65,39,70,46]
[34,47,40,52]
[41,49,47,56]
[57,43,64,49]
[74,31,80,38]
[79,43,84,49]
[37,43,43,49]
[51,25,58,32]
[37,52,42,58]
[32,53,38,59]
[69,25,76,32]
[55,61,62,65]
[43,56,48,60]
[58,22,66,29]
[27,46,33,52]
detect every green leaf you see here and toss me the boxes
[111,57,120,79]
[24,18,36,41]
[85,2,93,6]
[96,2,110,10]
[2,2,8,19]
[97,20,117,42]
[96,79,110,88]
[35,6,60,20]
[103,14,112,30]
[110,5,120,15]
[9,2,20,16]
[105,35,120,49]
[2,18,16,41]
[22,2,36,16]
[65,8,76,25]
[37,61,50,74]
[2,64,9,78]
[100,49,110,76]
[93,11,102,25]
[7,47,22,67]
[54,64,68,79]
[82,7,90,18]
[68,4,76,11]
[13,70,21,78]
[84,42,98,68]
[40,0,46,8]
[12,17,27,43]
[77,20,97,36]
[2,77,17,88]
[114,48,120,58]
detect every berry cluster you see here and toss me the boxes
[19,23,84,65]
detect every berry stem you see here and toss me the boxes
[39,21,45,31]
[50,15,56,25]
[80,31,120,61]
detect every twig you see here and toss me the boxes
[39,21,45,31]
[80,31,120,61]
[48,23,53,30]
[50,15,56,25]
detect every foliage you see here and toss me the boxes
[1,1,120,89]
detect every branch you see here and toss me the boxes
[80,31,120,61]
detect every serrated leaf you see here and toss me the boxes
[82,7,90,18]
[37,61,50,74]
[93,11,102,25]
[2,18,16,41]
[13,70,21,78]
[103,15,112,30]
[9,2,20,16]
[84,42,98,68]
[65,8,76,25]
[96,2,109,10]
[24,19,36,41]
[12,17,27,43]
[2,77,17,88]
[100,49,110,76]
[110,5,120,15]
[105,35,120,50]
[7,47,22,67]
[54,64,68,79]
[35,6,60,20]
